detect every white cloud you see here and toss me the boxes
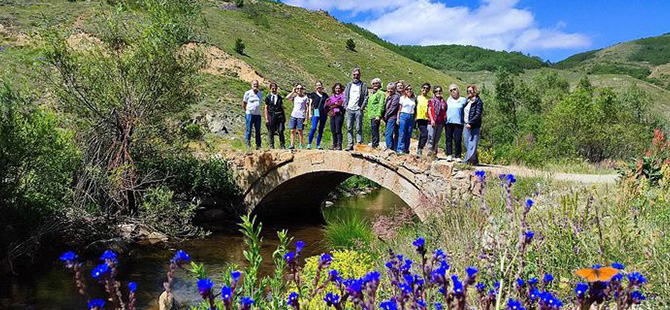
[286,0,591,52]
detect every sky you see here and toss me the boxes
[283,0,670,62]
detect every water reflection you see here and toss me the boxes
[0,188,409,310]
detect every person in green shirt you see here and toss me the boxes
[367,78,386,149]
[416,82,431,156]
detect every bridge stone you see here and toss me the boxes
[229,149,472,221]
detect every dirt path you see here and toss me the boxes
[476,164,619,184]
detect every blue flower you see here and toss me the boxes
[197,278,214,296]
[631,291,646,303]
[612,274,623,282]
[128,282,137,293]
[364,271,380,283]
[91,263,110,279]
[475,170,486,178]
[295,241,305,253]
[87,299,106,309]
[401,259,412,272]
[592,264,602,269]
[412,237,426,255]
[476,282,486,293]
[346,279,364,294]
[612,262,625,270]
[516,278,525,288]
[172,250,190,264]
[412,237,425,248]
[59,251,78,262]
[320,253,333,265]
[434,302,443,310]
[241,296,255,306]
[380,299,397,310]
[627,272,647,285]
[525,199,534,209]
[100,250,118,263]
[524,230,535,243]
[466,266,478,278]
[506,174,517,184]
[543,273,554,284]
[399,283,412,295]
[328,269,340,282]
[221,285,232,300]
[575,283,588,297]
[529,288,540,301]
[231,270,241,282]
[433,249,446,261]
[529,278,539,286]
[284,252,296,264]
[324,292,340,306]
[507,298,525,310]
[287,292,299,308]
[452,275,464,294]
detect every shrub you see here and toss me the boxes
[234,0,244,8]
[139,186,205,238]
[234,38,245,55]
[0,82,79,268]
[183,123,203,140]
[346,38,356,51]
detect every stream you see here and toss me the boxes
[0,188,409,310]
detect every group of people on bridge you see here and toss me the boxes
[242,67,484,165]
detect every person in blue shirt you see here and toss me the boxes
[445,84,466,161]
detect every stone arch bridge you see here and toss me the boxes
[229,149,473,221]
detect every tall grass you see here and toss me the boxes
[367,175,668,306]
[323,207,375,250]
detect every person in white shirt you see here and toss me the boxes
[343,67,369,151]
[286,84,309,149]
[242,80,263,150]
[396,84,417,154]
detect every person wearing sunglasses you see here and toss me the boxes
[463,85,484,165]
[445,84,466,161]
[415,82,431,156]
[286,84,309,149]
[427,85,447,157]
[396,84,417,154]
[367,78,386,149]
[307,81,329,150]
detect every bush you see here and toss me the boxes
[234,38,245,55]
[183,123,203,140]
[346,38,356,51]
[0,82,80,268]
[139,186,205,238]
[234,0,244,7]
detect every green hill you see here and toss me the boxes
[0,0,461,102]
[554,33,670,88]
[344,22,548,73]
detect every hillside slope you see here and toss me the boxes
[344,22,548,73]
[446,68,670,119]
[554,33,670,88]
[0,0,461,93]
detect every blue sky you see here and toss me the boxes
[284,0,670,62]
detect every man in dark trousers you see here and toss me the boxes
[265,82,286,149]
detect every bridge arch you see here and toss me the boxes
[236,150,462,221]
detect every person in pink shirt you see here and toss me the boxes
[325,83,345,150]
[426,85,447,157]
